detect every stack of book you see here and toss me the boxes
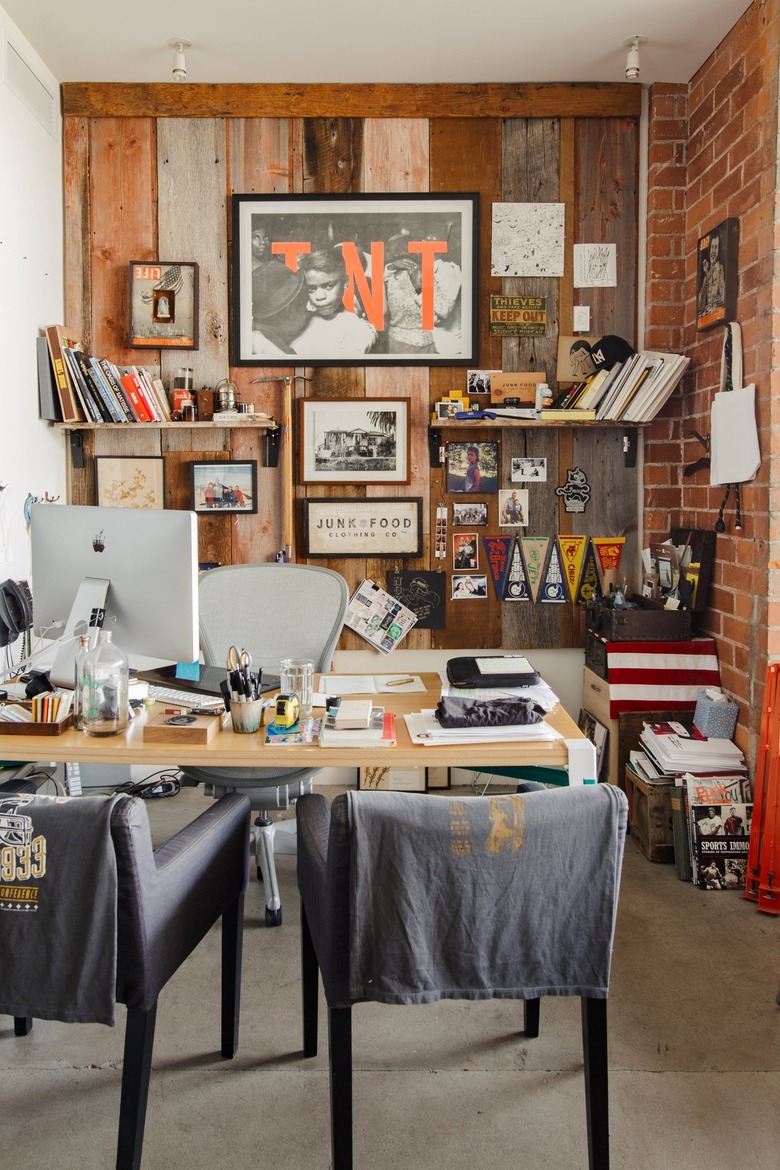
[544,349,690,423]
[44,324,174,424]
[319,701,397,748]
[639,721,745,775]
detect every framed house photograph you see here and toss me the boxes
[696,217,739,331]
[95,456,165,509]
[231,192,479,366]
[129,261,199,349]
[303,497,422,557]
[189,460,258,514]
[300,397,410,485]
[446,441,499,494]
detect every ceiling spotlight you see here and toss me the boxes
[624,36,645,82]
[167,38,191,83]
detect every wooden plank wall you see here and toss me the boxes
[61,84,639,653]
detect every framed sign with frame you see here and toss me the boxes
[231,192,479,366]
[303,497,423,557]
[95,456,165,509]
[129,261,199,349]
[300,397,410,485]
[696,217,739,332]
[189,460,258,514]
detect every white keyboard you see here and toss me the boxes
[146,684,223,708]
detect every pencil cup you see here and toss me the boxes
[279,658,314,719]
[229,697,264,734]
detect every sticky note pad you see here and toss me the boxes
[176,660,201,681]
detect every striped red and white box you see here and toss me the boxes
[601,637,720,717]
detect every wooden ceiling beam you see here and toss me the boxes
[61,82,642,120]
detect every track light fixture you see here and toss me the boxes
[168,38,191,83]
[624,36,645,82]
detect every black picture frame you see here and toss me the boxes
[189,460,258,514]
[231,192,479,366]
[696,217,739,331]
[129,261,199,349]
[302,497,423,557]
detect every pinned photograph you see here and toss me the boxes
[499,489,528,526]
[446,441,499,494]
[452,501,488,526]
[467,369,501,395]
[453,533,479,570]
[451,574,488,599]
[511,457,547,483]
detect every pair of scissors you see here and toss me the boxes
[227,646,254,699]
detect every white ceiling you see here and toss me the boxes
[2,0,754,87]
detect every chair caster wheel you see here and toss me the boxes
[265,906,283,927]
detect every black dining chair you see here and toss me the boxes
[3,790,250,1170]
[297,784,628,1170]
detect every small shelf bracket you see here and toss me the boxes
[622,427,638,468]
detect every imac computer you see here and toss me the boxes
[30,504,199,688]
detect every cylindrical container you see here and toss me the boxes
[182,401,197,422]
[73,633,91,730]
[174,367,194,392]
[229,697,265,734]
[216,378,237,413]
[81,629,129,737]
[279,658,314,719]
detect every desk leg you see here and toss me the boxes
[564,738,597,786]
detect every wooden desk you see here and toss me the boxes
[0,674,593,779]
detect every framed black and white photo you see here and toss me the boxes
[231,192,478,366]
[95,456,165,509]
[300,397,410,485]
[511,457,547,483]
[129,261,199,349]
[578,709,609,780]
[303,497,422,557]
[189,460,257,514]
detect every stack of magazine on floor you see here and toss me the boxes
[632,720,751,891]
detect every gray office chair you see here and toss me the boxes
[179,563,349,926]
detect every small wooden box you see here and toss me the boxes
[143,710,229,745]
[624,766,675,863]
[587,597,693,642]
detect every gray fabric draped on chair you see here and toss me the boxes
[297,784,628,1170]
[5,791,250,1170]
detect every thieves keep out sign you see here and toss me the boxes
[489,295,547,336]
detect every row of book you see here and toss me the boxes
[631,720,750,891]
[0,690,74,725]
[549,349,691,423]
[44,324,173,424]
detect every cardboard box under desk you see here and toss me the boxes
[143,710,229,745]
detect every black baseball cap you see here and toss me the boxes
[589,335,635,369]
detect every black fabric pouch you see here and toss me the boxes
[435,695,546,729]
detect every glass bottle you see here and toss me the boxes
[81,629,129,737]
[73,633,91,730]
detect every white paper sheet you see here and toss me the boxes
[710,383,761,485]
[404,710,562,746]
[320,675,426,695]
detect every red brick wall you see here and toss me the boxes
[643,0,779,759]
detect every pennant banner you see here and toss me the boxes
[576,540,602,606]
[540,539,568,602]
[503,537,531,600]
[520,537,549,603]
[482,535,514,599]
[592,537,626,590]
[557,534,588,601]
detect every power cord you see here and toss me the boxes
[114,769,181,799]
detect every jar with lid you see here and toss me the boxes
[81,629,129,736]
[72,633,91,730]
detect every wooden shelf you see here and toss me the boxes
[430,418,643,429]
[53,419,276,431]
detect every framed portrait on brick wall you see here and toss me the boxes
[696,218,739,331]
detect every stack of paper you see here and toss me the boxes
[404,710,561,747]
[640,727,745,775]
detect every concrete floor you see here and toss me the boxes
[4,785,779,1170]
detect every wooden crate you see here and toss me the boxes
[624,767,675,863]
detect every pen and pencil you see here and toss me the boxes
[225,645,263,701]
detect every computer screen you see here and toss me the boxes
[30,504,199,686]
